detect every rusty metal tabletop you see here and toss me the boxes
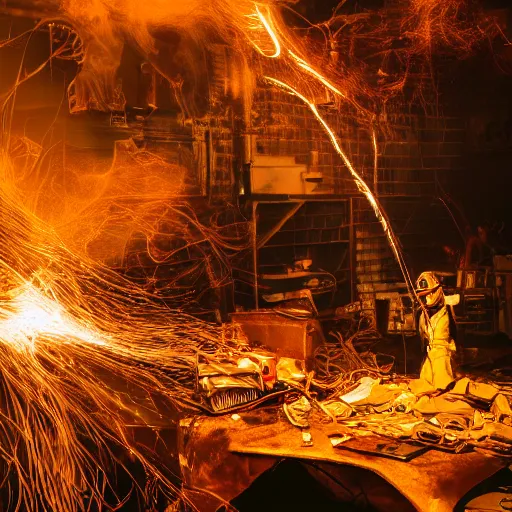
[179,410,509,512]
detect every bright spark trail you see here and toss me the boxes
[253,6,419,302]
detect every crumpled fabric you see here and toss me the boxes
[483,422,512,441]
[313,353,512,457]
[413,395,474,415]
[449,378,501,405]
[428,413,472,448]
[450,377,471,395]
[337,411,424,439]
[390,391,417,413]
[351,384,403,407]
[431,412,470,431]
[408,378,436,395]
[349,383,416,413]
[321,399,353,420]
[468,381,500,401]
[412,421,467,452]
[339,376,380,404]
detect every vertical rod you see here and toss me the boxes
[206,129,213,202]
[349,197,356,303]
[252,201,259,310]
[372,127,378,195]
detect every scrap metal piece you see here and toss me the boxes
[210,388,261,412]
[198,366,263,397]
[283,395,311,428]
[197,356,264,412]
[330,435,351,447]
[301,430,313,447]
[228,311,325,368]
[243,350,277,390]
[492,394,512,423]
[333,436,428,461]
[276,357,306,384]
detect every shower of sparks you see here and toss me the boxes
[0,282,107,351]
[288,50,348,100]
[0,190,236,510]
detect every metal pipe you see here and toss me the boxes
[349,197,356,303]
[252,201,259,310]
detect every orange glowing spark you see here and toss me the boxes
[0,282,107,352]
[288,50,347,99]
[249,5,281,58]
[372,126,378,192]
[240,1,420,302]
[0,188,240,509]
[264,76,417,300]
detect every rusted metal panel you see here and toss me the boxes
[179,411,508,512]
[178,415,276,511]
[229,311,324,368]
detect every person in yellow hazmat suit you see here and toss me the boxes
[416,271,460,390]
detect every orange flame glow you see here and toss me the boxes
[0,0,498,508]
[250,6,281,58]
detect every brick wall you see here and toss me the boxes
[209,107,236,199]
[251,86,359,194]
[249,85,465,196]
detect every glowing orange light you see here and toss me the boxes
[249,5,281,58]
[264,76,417,300]
[372,126,378,192]
[288,50,348,99]
[0,0,467,506]
[0,282,106,352]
